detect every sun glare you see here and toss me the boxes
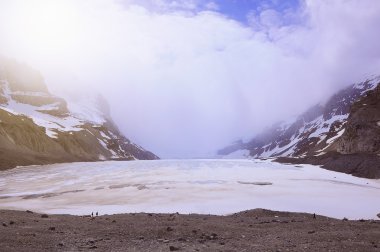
[7,0,81,54]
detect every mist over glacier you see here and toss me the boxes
[1,0,380,158]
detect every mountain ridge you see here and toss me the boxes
[0,58,158,170]
[219,76,380,178]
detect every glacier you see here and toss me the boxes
[0,159,379,220]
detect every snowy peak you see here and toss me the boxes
[0,78,77,138]
[219,76,380,160]
[0,59,158,170]
[62,93,112,125]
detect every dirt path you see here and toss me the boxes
[0,209,379,251]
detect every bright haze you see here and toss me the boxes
[1,0,380,158]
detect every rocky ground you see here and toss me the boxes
[0,209,379,251]
[276,152,380,179]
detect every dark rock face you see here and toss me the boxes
[220,77,380,178]
[277,152,380,179]
[0,58,158,170]
[337,85,380,154]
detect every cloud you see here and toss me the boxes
[0,0,380,158]
[205,2,219,11]
[117,0,217,13]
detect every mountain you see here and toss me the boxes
[219,76,380,178]
[0,58,158,170]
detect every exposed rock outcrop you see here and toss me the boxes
[337,85,380,154]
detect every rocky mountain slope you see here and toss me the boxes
[219,76,380,178]
[0,59,158,170]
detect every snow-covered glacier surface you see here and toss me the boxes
[0,159,379,219]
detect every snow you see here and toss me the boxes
[308,114,347,139]
[0,77,135,160]
[354,75,380,95]
[279,143,299,156]
[326,129,345,145]
[31,117,59,138]
[256,133,303,158]
[64,95,106,125]
[97,138,120,158]
[0,78,116,141]
[0,159,379,220]
[0,80,88,138]
[314,151,326,156]
[100,131,110,139]
[110,150,119,158]
[98,139,108,149]
[232,77,380,159]
[108,131,118,139]
[11,91,50,97]
[3,98,84,138]
[253,113,348,158]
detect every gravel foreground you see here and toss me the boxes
[0,209,379,252]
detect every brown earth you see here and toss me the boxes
[0,209,379,252]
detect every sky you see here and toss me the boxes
[0,0,380,158]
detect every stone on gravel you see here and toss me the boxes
[169,246,180,251]
[41,214,49,218]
